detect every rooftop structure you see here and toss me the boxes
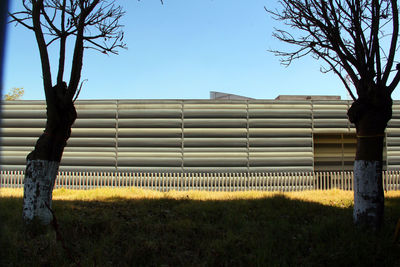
[210,91,254,100]
[275,95,341,100]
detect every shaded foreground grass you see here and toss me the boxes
[1,188,400,266]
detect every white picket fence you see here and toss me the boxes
[2,170,400,192]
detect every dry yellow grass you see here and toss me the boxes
[2,187,400,206]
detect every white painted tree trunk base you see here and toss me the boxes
[353,160,384,228]
[23,159,59,225]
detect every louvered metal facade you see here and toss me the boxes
[1,99,400,173]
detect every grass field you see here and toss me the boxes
[1,188,400,266]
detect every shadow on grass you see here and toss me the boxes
[1,195,400,267]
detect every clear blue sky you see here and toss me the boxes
[4,0,395,100]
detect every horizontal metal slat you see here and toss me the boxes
[73,119,116,128]
[117,101,182,108]
[117,147,182,153]
[118,152,181,157]
[386,137,400,146]
[2,110,46,118]
[184,147,247,153]
[249,157,313,167]
[248,109,311,118]
[386,128,400,136]
[249,138,312,147]
[184,138,247,147]
[118,109,181,118]
[118,119,181,128]
[183,103,247,109]
[313,119,348,128]
[249,128,311,137]
[184,152,247,157]
[249,119,311,128]
[312,110,348,118]
[63,147,116,153]
[117,166,182,173]
[249,103,311,109]
[313,128,355,134]
[1,156,26,165]
[74,102,117,109]
[118,128,181,137]
[1,128,43,137]
[183,167,248,172]
[184,128,246,137]
[70,128,116,138]
[184,119,247,128]
[76,110,116,118]
[1,101,46,109]
[312,102,349,108]
[67,138,116,147]
[249,166,314,172]
[118,138,182,147]
[184,109,246,118]
[2,119,46,128]
[118,157,182,167]
[249,152,314,157]
[62,151,116,157]
[1,137,37,146]
[60,157,116,166]
[58,166,117,172]
[183,157,247,167]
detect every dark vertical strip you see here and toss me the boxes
[115,100,119,172]
[0,0,9,171]
[181,100,184,173]
[0,0,8,90]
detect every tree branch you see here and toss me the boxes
[11,0,127,103]
[57,0,67,84]
[268,0,400,99]
[382,0,399,85]
[32,0,53,103]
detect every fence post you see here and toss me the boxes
[3,170,398,192]
[18,170,22,188]
[397,170,400,191]
[4,171,8,188]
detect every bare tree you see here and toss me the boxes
[9,0,126,225]
[267,0,400,229]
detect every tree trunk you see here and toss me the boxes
[348,88,392,230]
[23,83,76,225]
[353,157,384,229]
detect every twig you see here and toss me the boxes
[45,202,82,267]
[73,79,87,103]
[395,218,400,243]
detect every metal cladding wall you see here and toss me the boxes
[1,99,400,173]
[387,102,400,169]
[312,101,356,171]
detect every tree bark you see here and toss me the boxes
[353,160,384,229]
[23,83,76,225]
[348,88,392,229]
[23,160,59,224]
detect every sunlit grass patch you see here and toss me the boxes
[2,187,400,205]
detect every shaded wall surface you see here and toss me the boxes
[1,99,400,173]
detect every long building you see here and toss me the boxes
[1,95,400,173]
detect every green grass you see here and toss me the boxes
[1,188,400,266]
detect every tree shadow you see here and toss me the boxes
[1,194,400,267]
